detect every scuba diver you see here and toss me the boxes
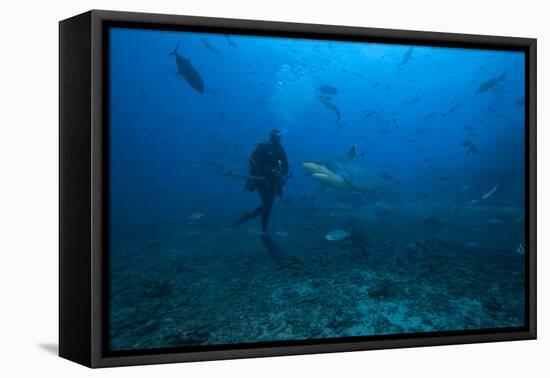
[232,129,289,256]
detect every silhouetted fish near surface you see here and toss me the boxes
[398,47,413,68]
[319,96,341,121]
[224,34,236,47]
[414,126,430,135]
[405,96,421,105]
[422,112,437,122]
[476,72,505,93]
[201,38,220,55]
[170,42,205,93]
[441,103,462,117]
[317,85,339,95]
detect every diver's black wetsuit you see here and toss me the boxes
[233,141,289,233]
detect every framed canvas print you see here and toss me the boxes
[59,10,536,368]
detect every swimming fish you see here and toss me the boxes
[441,103,462,117]
[325,229,351,241]
[482,182,500,199]
[224,34,237,47]
[187,212,204,222]
[476,72,505,93]
[318,85,339,95]
[398,47,413,68]
[201,38,220,55]
[460,140,472,146]
[319,96,341,121]
[422,112,437,122]
[467,144,478,154]
[414,126,430,135]
[170,42,205,93]
[405,96,421,105]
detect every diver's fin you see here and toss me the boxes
[347,145,356,158]
[260,234,285,260]
[232,210,259,228]
[169,42,180,56]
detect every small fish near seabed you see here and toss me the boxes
[187,211,204,224]
[516,242,525,255]
[476,72,506,94]
[482,182,500,199]
[466,181,501,205]
[464,242,480,248]
[325,229,351,241]
[275,231,290,238]
[170,42,205,93]
[318,95,341,122]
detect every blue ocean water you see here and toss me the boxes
[108,27,526,351]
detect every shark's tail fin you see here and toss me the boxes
[169,42,180,56]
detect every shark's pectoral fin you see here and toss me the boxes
[312,184,328,202]
[340,172,354,187]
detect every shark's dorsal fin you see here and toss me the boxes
[347,145,356,158]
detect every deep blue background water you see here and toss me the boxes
[108,27,526,351]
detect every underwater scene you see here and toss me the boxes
[108,27,526,351]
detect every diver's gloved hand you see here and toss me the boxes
[273,170,285,181]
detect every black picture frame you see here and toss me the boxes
[59,9,537,368]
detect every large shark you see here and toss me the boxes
[303,146,385,199]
